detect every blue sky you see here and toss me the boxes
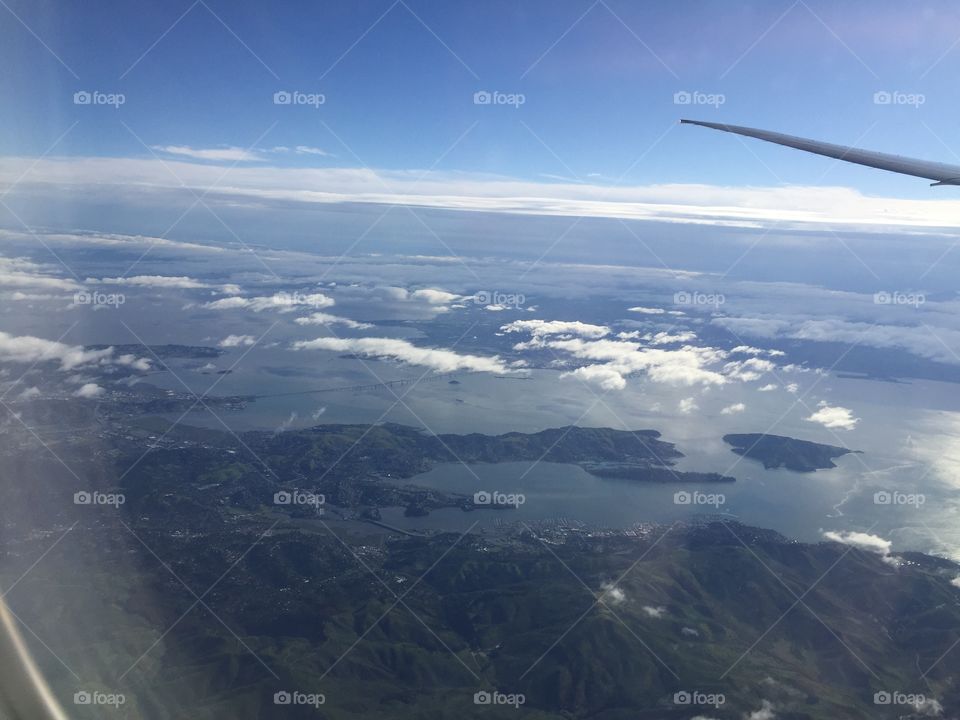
[4,0,960,200]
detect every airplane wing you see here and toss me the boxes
[680,119,960,186]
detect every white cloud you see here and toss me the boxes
[0,229,224,255]
[497,314,765,396]
[952,576,960,588]
[294,312,372,329]
[627,306,666,315]
[721,402,746,415]
[294,145,331,156]
[204,292,334,313]
[410,288,464,305]
[100,275,207,289]
[151,145,263,162]
[202,297,249,310]
[502,319,610,341]
[8,292,58,302]
[757,383,778,392]
[380,286,410,302]
[17,387,41,400]
[12,155,960,232]
[563,364,626,390]
[648,331,697,345]
[911,698,944,716]
[0,331,150,373]
[115,354,152,372]
[822,530,892,555]
[724,357,775,382]
[805,402,860,430]
[678,397,699,414]
[0,331,109,370]
[548,338,728,389]
[599,581,626,606]
[0,256,79,291]
[95,275,241,294]
[641,605,666,618]
[716,315,960,366]
[74,382,105,398]
[293,336,515,375]
[731,345,783,357]
[273,410,298,435]
[218,334,256,348]
[745,700,776,720]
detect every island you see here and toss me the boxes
[255,423,731,493]
[86,342,225,359]
[723,433,859,472]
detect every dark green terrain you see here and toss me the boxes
[0,408,955,719]
[723,433,859,472]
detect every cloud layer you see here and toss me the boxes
[0,331,149,372]
[7,156,960,232]
[293,336,515,375]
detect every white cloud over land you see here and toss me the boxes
[822,530,890,553]
[292,337,516,375]
[501,319,610,340]
[805,402,860,430]
[0,331,111,370]
[294,312,372,329]
[74,382,105,398]
[203,292,334,313]
[0,332,151,375]
[94,275,241,294]
[218,335,256,348]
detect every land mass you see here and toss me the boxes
[86,342,224,359]
[723,432,859,472]
[0,405,955,719]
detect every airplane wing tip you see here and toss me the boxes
[680,119,723,129]
[680,119,960,186]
